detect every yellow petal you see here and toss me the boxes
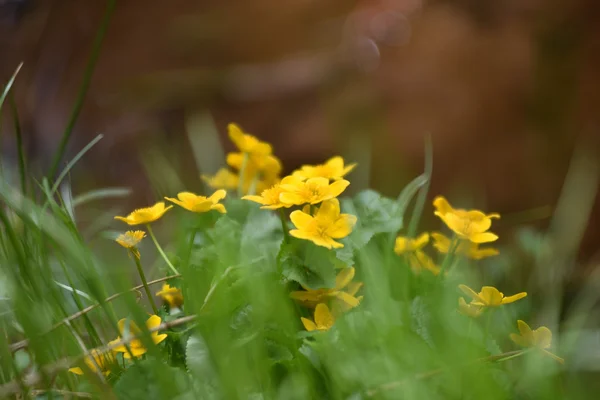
[335,267,355,290]
[345,282,363,297]
[280,192,307,205]
[316,199,341,220]
[301,317,317,332]
[146,315,162,330]
[209,189,227,202]
[479,286,504,306]
[210,203,227,213]
[314,303,334,329]
[334,291,360,308]
[501,292,527,305]
[328,179,350,198]
[458,284,483,303]
[533,326,552,349]
[509,332,529,347]
[413,232,430,249]
[517,320,532,336]
[469,232,499,244]
[433,196,454,215]
[290,211,314,231]
[327,214,357,239]
[68,367,84,375]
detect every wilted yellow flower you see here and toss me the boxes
[459,284,527,307]
[458,297,484,318]
[290,267,361,309]
[114,202,172,226]
[228,123,272,156]
[510,320,564,364]
[202,168,239,190]
[433,196,500,244]
[68,349,115,376]
[279,176,349,206]
[292,156,356,181]
[156,283,183,308]
[431,232,499,260]
[165,190,226,214]
[242,178,293,209]
[289,198,357,249]
[301,303,335,332]
[394,233,430,254]
[109,315,168,359]
[394,233,439,275]
[115,230,146,258]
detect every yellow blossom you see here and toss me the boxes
[165,190,226,214]
[292,156,356,181]
[289,198,357,249]
[458,297,484,318]
[279,176,349,206]
[394,233,430,254]
[109,315,168,359]
[433,196,500,244]
[290,267,361,309]
[202,168,239,191]
[156,283,183,308]
[227,152,282,180]
[242,181,290,209]
[228,123,272,156]
[114,202,172,226]
[301,303,335,332]
[68,349,115,376]
[431,232,499,260]
[394,233,439,275]
[510,320,564,364]
[459,284,527,307]
[115,230,146,258]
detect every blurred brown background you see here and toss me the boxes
[1,0,599,263]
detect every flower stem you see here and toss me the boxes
[237,152,249,197]
[131,252,159,315]
[279,209,291,243]
[437,236,459,279]
[146,224,179,275]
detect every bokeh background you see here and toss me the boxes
[1,0,599,268]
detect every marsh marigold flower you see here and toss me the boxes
[242,180,290,209]
[114,202,172,226]
[156,283,183,308]
[458,297,484,318]
[279,176,349,206]
[68,349,115,376]
[431,232,499,260]
[228,123,272,156]
[115,230,146,258]
[292,156,356,181]
[290,267,362,309]
[394,233,440,275]
[165,190,226,214]
[202,168,239,190]
[289,198,357,249]
[459,284,527,307]
[510,320,564,364]
[433,196,500,244]
[109,315,167,359]
[301,303,335,332]
[227,152,282,179]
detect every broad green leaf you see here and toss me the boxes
[114,359,191,400]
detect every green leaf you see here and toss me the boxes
[410,296,435,348]
[114,359,191,400]
[278,241,337,290]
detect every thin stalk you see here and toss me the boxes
[278,209,290,243]
[437,236,459,279]
[407,134,433,238]
[10,95,27,195]
[131,252,159,315]
[47,0,116,179]
[146,224,179,274]
[237,152,249,196]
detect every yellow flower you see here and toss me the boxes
[433,196,500,244]
[279,176,349,206]
[458,297,484,318]
[68,349,115,376]
[394,233,439,275]
[242,181,290,209]
[115,230,146,259]
[202,168,239,190]
[109,315,168,359]
[156,283,183,308]
[394,233,430,254]
[459,284,527,307]
[301,303,335,332]
[292,156,356,181]
[290,267,361,309]
[228,123,272,156]
[510,320,564,364]
[227,152,282,180]
[114,202,172,226]
[289,198,357,249]
[431,232,499,260]
[165,190,226,214]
